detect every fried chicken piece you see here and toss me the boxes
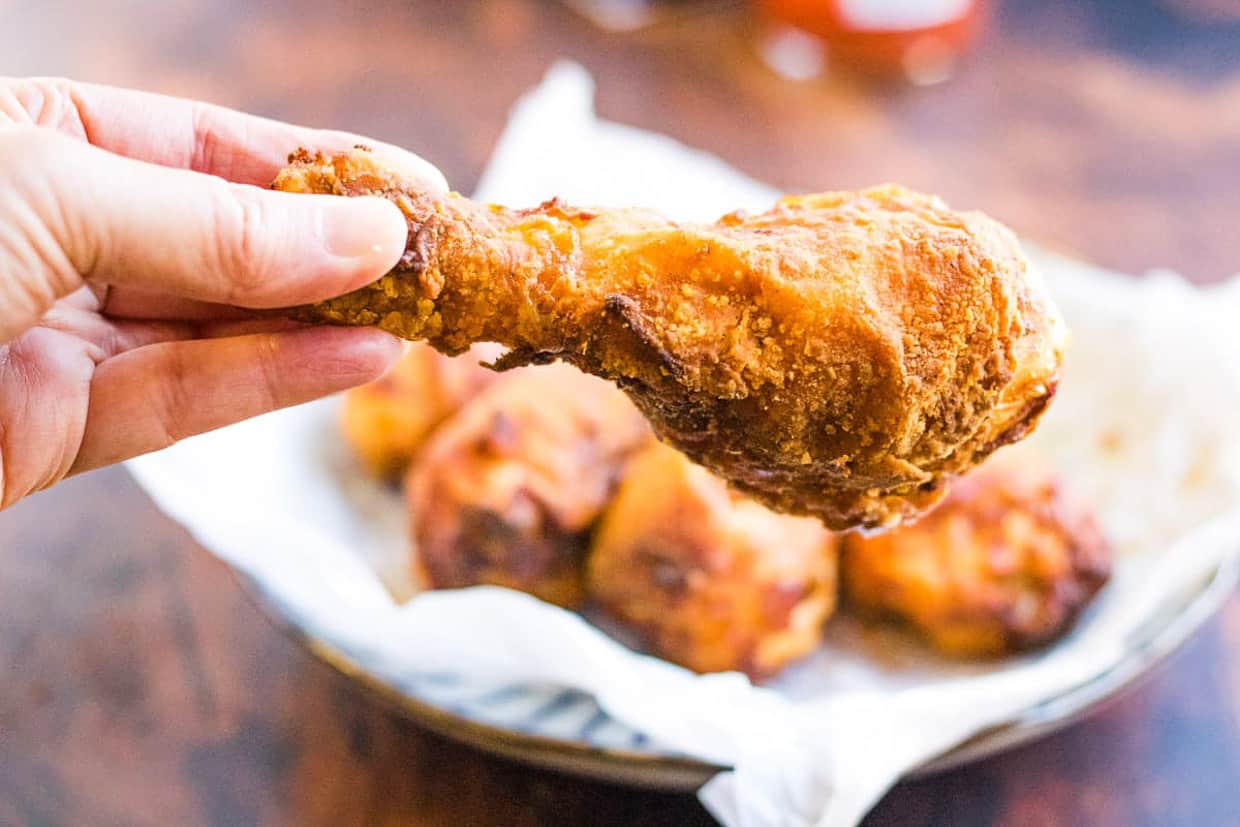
[406,365,651,608]
[587,441,838,678]
[340,342,500,480]
[276,148,1064,530]
[840,460,1111,657]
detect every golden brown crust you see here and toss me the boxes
[339,342,499,480]
[587,442,838,678]
[840,460,1112,657]
[405,365,651,608]
[277,148,1064,530]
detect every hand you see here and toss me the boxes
[0,78,447,510]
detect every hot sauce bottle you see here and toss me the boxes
[757,0,988,85]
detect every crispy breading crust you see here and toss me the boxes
[277,148,1064,531]
[340,342,499,480]
[405,365,651,608]
[587,441,838,678]
[840,460,1112,657]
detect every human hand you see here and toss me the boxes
[0,78,447,510]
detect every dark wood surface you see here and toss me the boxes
[2,1,1238,824]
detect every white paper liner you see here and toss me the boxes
[126,63,1240,826]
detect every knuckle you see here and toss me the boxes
[207,183,277,304]
[0,76,79,131]
[189,103,249,179]
[0,130,84,333]
[188,103,223,176]
[252,335,285,412]
[153,348,195,449]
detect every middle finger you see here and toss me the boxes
[102,285,258,321]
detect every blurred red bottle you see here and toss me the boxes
[758,0,988,84]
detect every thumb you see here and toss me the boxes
[0,126,409,341]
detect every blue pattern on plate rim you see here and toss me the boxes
[245,550,1240,770]
[405,673,657,751]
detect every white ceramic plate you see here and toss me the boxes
[237,549,1238,790]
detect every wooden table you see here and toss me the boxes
[2,1,1238,824]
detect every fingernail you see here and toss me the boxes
[322,196,407,267]
[367,147,450,194]
[293,326,404,382]
[360,328,405,362]
[336,328,405,380]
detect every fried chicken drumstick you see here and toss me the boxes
[340,342,499,480]
[841,459,1111,657]
[588,441,838,678]
[277,148,1064,530]
[407,365,651,608]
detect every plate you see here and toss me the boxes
[236,549,1238,790]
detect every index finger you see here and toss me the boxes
[1,77,448,190]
